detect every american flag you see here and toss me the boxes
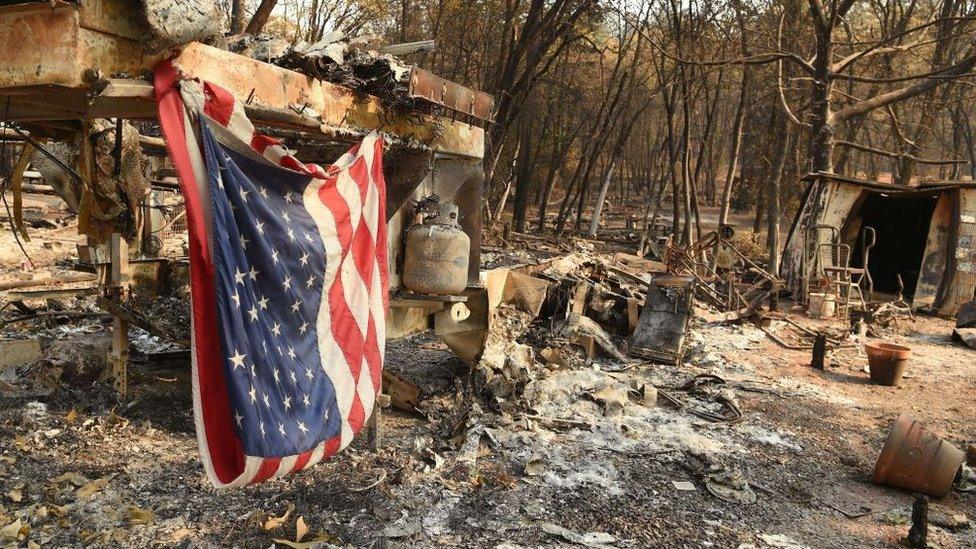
[154,61,388,487]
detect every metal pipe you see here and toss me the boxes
[861,225,876,301]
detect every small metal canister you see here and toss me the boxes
[402,203,470,295]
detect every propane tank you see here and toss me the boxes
[402,203,470,295]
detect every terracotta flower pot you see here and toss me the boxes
[864,341,911,386]
[873,413,965,498]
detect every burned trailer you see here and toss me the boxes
[0,0,495,395]
[782,172,976,317]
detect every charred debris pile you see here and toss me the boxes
[135,0,487,123]
[455,226,976,505]
[459,227,777,429]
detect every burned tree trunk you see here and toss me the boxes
[537,128,579,232]
[719,0,751,227]
[587,159,617,238]
[589,108,644,237]
[230,0,245,34]
[512,119,534,232]
[808,20,835,174]
[245,0,280,35]
[767,117,792,274]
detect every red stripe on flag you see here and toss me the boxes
[327,275,366,421]
[363,315,382,392]
[369,139,390,310]
[155,61,244,486]
[318,178,367,429]
[347,396,366,435]
[323,435,341,459]
[202,83,235,126]
[319,182,352,250]
[351,217,376,297]
[279,155,306,173]
[348,157,370,208]
[250,458,282,484]
[290,450,313,474]
[251,133,281,155]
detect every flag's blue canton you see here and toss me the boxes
[201,123,341,457]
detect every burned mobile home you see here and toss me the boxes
[0,0,494,401]
[783,172,976,316]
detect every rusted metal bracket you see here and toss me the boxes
[408,67,494,123]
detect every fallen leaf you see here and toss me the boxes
[164,527,194,543]
[127,505,155,526]
[262,503,294,531]
[50,472,89,487]
[75,476,109,500]
[7,488,22,503]
[0,518,27,542]
[524,455,547,476]
[295,516,308,542]
[422,450,445,472]
[13,436,28,452]
[27,541,40,549]
[65,409,79,424]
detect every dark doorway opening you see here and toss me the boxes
[849,192,938,299]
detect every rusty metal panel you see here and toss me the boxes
[173,43,486,159]
[629,275,696,364]
[408,67,494,123]
[0,17,486,159]
[78,25,161,81]
[0,6,83,89]
[78,0,147,40]
[823,182,864,237]
[0,1,155,92]
[940,188,976,315]
[0,1,75,12]
[914,192,953,309]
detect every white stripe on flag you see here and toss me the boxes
[303,177,358,448]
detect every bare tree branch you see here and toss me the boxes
[834,139,967,164]
[833,45,976,122]
[777,11,809,127]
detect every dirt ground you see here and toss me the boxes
[1,218,975,548]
